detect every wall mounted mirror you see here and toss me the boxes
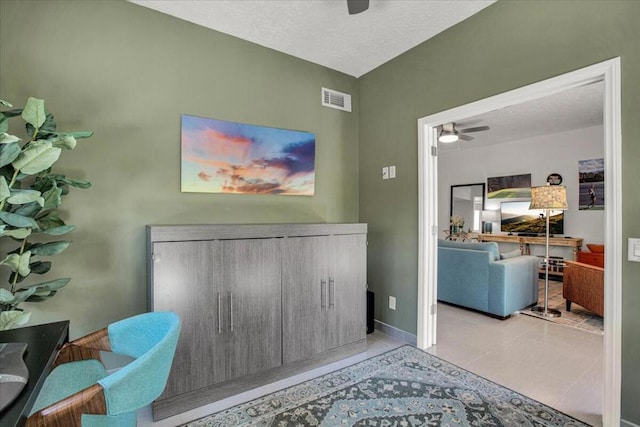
[450,183,485,232]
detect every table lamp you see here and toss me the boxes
[481,209,499,234]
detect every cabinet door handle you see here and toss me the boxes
[329,278,335,309]
[321,279,327,310]
[229,292,234,332]
[217,293,222,334]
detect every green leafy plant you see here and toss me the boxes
[0,97,92,330]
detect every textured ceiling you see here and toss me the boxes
[130,0,495,77]
[438,81,604,151]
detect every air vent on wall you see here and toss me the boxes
[321,87,352,112]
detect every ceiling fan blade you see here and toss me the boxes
[459,134,474,141]
[347,0,369,14]
[459,126,490,133]
[455,119,482,128]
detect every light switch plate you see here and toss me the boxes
[382,167,389,180]
[389,165,396,179]
[629,238,640,262]
[389,296,396,310]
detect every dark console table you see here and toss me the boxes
[0,321,69,427]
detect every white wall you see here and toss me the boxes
[438,125,605,260]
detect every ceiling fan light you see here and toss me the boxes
[439,129,459,143]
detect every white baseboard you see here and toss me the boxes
[621,419,640,427]
[374,320,417,346]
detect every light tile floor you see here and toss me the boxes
[429,302,603,426]
[139,303,603,426]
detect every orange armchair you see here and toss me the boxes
[563,260,604,317]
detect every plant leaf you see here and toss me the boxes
[48,175,92,189]
[26,113,57,140]
[0,114,8,134]
[12,202,41,218]
[5,287,36,305]
[29,241,71,256]
[19,277,71,291]
[8,189,44,206]
[37,210,64,230]
[41,225,76,236]
[29,261,51,275]
[0,311,30,330]
[41,185,62,210]
[0,288,13,302]
[1,252,33,276]
[68,131,93,139]
[21,97,46,129]
[0,141,22,167]
[0,99,13,108]
[26,292,57,302]
[0,176,9,202]
[0,133,20,144]
[0,253,20,272]
[12,140,61,175]
[0,228,31,239]
[0,211,40,228]
[18,251,31,276]
[50,134,76,150]
[1,109,22,118]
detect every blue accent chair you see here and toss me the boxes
[438,239,539,318]
[27,312,180,426]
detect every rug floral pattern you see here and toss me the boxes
[182,346,590,427]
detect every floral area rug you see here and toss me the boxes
[522,279,604,335]
[181,345,590,427]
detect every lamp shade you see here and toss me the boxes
[529,185,568,210]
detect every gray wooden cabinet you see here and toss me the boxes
[281,233,366,364]
[147,223,366,420]
[151,239,281,401]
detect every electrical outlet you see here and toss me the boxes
[389,296,396,310]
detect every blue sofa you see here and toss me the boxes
[438,239,539,318]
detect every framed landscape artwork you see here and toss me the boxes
[181,115,316,196]
[578,158,604,210]
[487,173,531,199]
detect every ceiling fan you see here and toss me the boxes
[347,0,369,15]
[438,121,490,143]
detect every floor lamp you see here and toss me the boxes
[529,184,568,318]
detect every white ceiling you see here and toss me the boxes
[439,81,604,151]
[130,0,495,78]
[130,0,603,145]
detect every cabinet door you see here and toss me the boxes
[152,241,226,399]
[281,236,330,364]
[222,238,282,380]
[329,234,367,348]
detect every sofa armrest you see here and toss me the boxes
[488,255,539,316]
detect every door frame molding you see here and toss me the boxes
[417,57,621,426]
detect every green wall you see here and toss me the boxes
[358,1,640,423]
[0,1,359,336]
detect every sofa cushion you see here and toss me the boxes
[438,239,500,262]
[500,248,522,260]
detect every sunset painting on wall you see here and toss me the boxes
[181,115,315,195]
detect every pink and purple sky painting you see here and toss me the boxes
[181,115,316,195]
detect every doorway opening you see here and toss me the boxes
[417,58,621,426]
